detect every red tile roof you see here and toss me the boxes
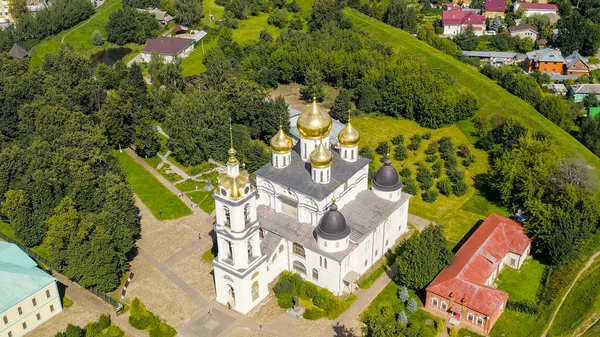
[484,0,506,12]
[427,214,531,316]
[518,3,558,10]
[141,37,195,56]
[443,10,486,25]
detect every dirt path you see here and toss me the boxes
[574,313,600,337]
[541,251,600,337]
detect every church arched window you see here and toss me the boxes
[312,268,318,280]
[292,242,305,257]
[293,261,307,275]
[244,204,251,224]
[252,281,259,301]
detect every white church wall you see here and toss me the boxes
[214,262,269,314]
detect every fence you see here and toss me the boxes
[0,232,121,310]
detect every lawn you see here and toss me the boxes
[345,8,600,184]
[114,150,191,219]
[144,156,162,169]
[29,0,141,68]
[0,220,17,240]
[187,190,216,214]
[353,115,509,247]
[497,258,547,303]
[491,309,542,337]
[548,257,600,337]
[582,320,600,337]
[361,282,438,337]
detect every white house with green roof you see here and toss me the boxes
[0,242,62,337]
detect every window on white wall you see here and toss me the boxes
[293,261,307,275]
[312,268,319,280]
[324,258,328,269]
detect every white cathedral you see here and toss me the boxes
[212,100,412,314]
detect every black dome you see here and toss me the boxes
[317,203,351,241]
[372,157,403,192]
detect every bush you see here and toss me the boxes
[422,189,438,203]
[129,316,149,330]
[267,9,289,28]
[462,155,476,167]
[507,300,539,314]
[425,154,436,162]
[406,297,418,313]
[107,326,125,337]
[98,314,111,330]
[376,141,390,156]
[457,144,471,158]
[392,135,404,145]
[437,179,453,196]
[380,305,393,317]
[84,322,101,337]
[399,167,411,178]
[422,132,432,140]
[149,322,177,337]
[397,310,408,325]
[447,169,464,183]
[452,180,468,196]
[278,295,293,308]
[449,326,458,337]
[435,318,445,335]
[393,144,407,161]
[403,179,418,195]
[407,135,422,151]
[432,161,442,178]
[92,31,104,46]
[303,308,325,320]
[397,286,409,302]
[416,165,433,189]
[359,146,374,159]
[63,297,74,308]
[425,142,438,155]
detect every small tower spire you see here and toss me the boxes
[228,118,238,165]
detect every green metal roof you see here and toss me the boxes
[0,242,57,313]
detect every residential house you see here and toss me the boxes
[442,10,486,36]
[425,214,531,334]
[569,84,600,103]
[141,36,196,63]
[0,242,63,337]
[564,51,591,77]
[524,48,565,74]
[543,83,567,96]
[509,24,538,41]
[9,44,28,59]
[137,8,174,25]
[452,0,471,8]
[514,3,559,17]
[483,0,506,17]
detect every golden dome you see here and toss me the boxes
[310,140,333,169]
[217,170,251,201]
[338,113,360,147]
[270,126,293,154]
[297,98,332,140]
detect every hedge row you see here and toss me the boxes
[507,300,539,314]
[129,297,176,337]
[273,271,357,320]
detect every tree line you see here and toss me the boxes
[0,0,94,52]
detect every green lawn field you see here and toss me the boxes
[29,0,138,68]
[345,9,600,184]
[114,151,192,219]
[353,115,510,246]
[497,258,547,303]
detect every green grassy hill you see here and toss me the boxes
[344,8,600,181]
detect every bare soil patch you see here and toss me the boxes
[170,249,217,300]
[27,303,100,337]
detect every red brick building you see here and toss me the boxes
[425,214,531,334]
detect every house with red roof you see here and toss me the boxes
[442,10,486,36]
[483,0,506,17]
[425,214,531,334]
[514,2,559,17]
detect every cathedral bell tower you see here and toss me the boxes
[213,123,268,314]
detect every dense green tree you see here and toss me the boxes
[453,25,479,51]
[537,94,576,131]
[174,0,204,26]
[300,65,325,101]
[267,9,289,28]
[396,225,454,289]
[397,311,408,325]
[406,298,418,313]
[123,0,161,8]
[1,189,42,247]
[91,30,104,46]
[331,89,352,122]
[105,7,159,45]
[394,145,408,161]
[97,94,136,148]
[385,0,417,34]
[134,117,160,157]
[309,0,348,30]
[578,116,600,157]
[397,286,409,302]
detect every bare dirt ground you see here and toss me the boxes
[170,249,217,301]
[28,302,99,337]
[227,327,276,337]
[268,84,338,112]
[247,294,285,325]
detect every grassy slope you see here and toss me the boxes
[548,257,600,337]
[353,115,509,246]
[114,151,192,219]
[29,0,133,67]
[345,9,600,182]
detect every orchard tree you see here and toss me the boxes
[174,0,204,26]
[300,65,325,101]
[331,89,352,123]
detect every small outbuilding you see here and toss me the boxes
[9,43,29,59]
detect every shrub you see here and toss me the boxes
[407,135,423,151]
[63,297,74,308]
[453,180,468,196]
[422,132,432,140]
[425,142,438,155]
[359,146,374,159]
[98,314,111,330]
[447,169,464,183]
[397,286,409,302]
[425,154,436,162]
[303,308,325,320]
[84,322,101,337]
[416,165,433,190]
[129,316,149,330]
[92,31,104,46]
[278,295,293,308]
[437,179,453,196]
[403,179,418,195]
[422,189,438,203]
[392,135,404,145]
[449,326,458,337]
[432,161,442,178]
[267,9,289,28]
[298,281,319,299]
[443,155,457,169]
[394,145,408,161]
[438,136,455,154]
[107,326,125,337]
[376,141,390,156]
[462,155,476,167]
[149,322,177,337]
[380,305,393,317]
[507,300,539,314]
[457,144,471,158]
[400,167,411,178]
[435,318,445,335]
